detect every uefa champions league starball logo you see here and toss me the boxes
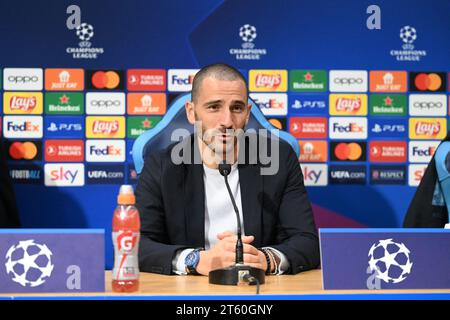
[239,24,257,43]
[399,26,417,44]
[76,22,94,42]
[368,238,413,284]
[5,240,54,287]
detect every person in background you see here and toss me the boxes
[0,139,20,227]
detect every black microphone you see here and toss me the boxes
[218,163,243,265]
[208,162,265,286]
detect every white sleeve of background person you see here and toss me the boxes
[172,248,194,275]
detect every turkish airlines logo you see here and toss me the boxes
[289,117,327,139]
[44,164,84,187]
[409,118,446,139]
[329,70,368,92]
[127,69,166,91]
[369,141,407,162]
[329,94,367,115]
[3,68,43,91]
[44,140,84,162]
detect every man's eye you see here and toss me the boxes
[232,106,244,112]
[208,105,219,110]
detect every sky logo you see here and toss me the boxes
[44,164,84,187]
[301,164,328,186]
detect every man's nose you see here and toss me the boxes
[219,108,234,128]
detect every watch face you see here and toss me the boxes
[185,250,200,268]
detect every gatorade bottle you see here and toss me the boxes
[112,185,140,292]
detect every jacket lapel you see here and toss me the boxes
[183,136,205,247]
[238,163,263,248]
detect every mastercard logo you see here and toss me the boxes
[332,142,365,161]
[410,72,446,92]
[268,118,285,129]
[87,70,124,90]
[9,141,40,160]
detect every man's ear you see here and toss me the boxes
[185,101,196,125]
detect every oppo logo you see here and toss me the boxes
[8,76,39,83]
[90,100,121,107]
[333,78,363,85]
[413,102,443,109]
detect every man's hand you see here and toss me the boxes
[196,231,267,275]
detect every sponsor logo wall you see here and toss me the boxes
[2,68,449,187]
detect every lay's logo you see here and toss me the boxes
[329,94,367,115]
[409,118,446,140]
[86,116,125,138]
[3,92,43,114]
[249,70,287,92]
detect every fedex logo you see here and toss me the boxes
[329,117,367,139]
[408,141,439,163]
[301,164,328,186]
[168,69,199,92]
[3,116,43,138]
[250,93,287,116]
[44,164,84,186]
[86,140,125,162]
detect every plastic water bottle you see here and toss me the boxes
[112,185,140,292]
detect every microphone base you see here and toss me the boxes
[208,264,265,285]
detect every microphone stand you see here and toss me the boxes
[208,163,265,285]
